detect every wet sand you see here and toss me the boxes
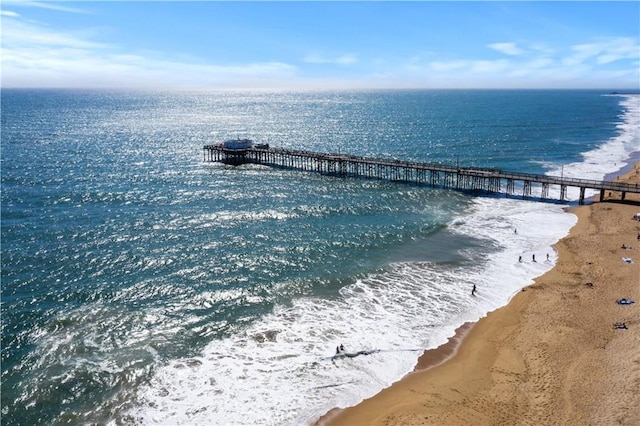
[318,163,640,426]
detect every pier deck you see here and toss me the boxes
[203,145,640,204]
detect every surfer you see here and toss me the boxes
[471,284,477,296]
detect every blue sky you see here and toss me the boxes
[2,1,639,89]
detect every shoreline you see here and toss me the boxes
[316,322,476,426]
[317,162,640,426]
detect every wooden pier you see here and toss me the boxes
[203,145,640,204]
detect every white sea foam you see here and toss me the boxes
[126,193,574,426]
[546,94,640,201]
[127,94,640,426]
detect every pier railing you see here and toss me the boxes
[203,145,640,204]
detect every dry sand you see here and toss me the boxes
[319,163,640,426]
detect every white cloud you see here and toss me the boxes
[470,59,509,73]
[1,12,299,88]
[2,0,88,14]
[0,6,637,90]
[1,10,20,17]
[4,18,110,50]
[302,53,358,65]
[595,38,639,64]
[528,43,555,56]
[427,59,509,74]
[3,41,298,88]
[488,42,524,56]
[428,60,468,72]
[565,37,640,66]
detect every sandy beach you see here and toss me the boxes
[319,163,640,426]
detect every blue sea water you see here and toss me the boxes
[2,89,639,425]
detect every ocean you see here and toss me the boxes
[2,89,639,425]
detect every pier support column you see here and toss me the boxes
[507,179,515,195]
[600,189,605,202]
[523,181,532,198]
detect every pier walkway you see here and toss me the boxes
[203,145,640,204]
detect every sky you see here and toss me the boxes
[1,1,639,90]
